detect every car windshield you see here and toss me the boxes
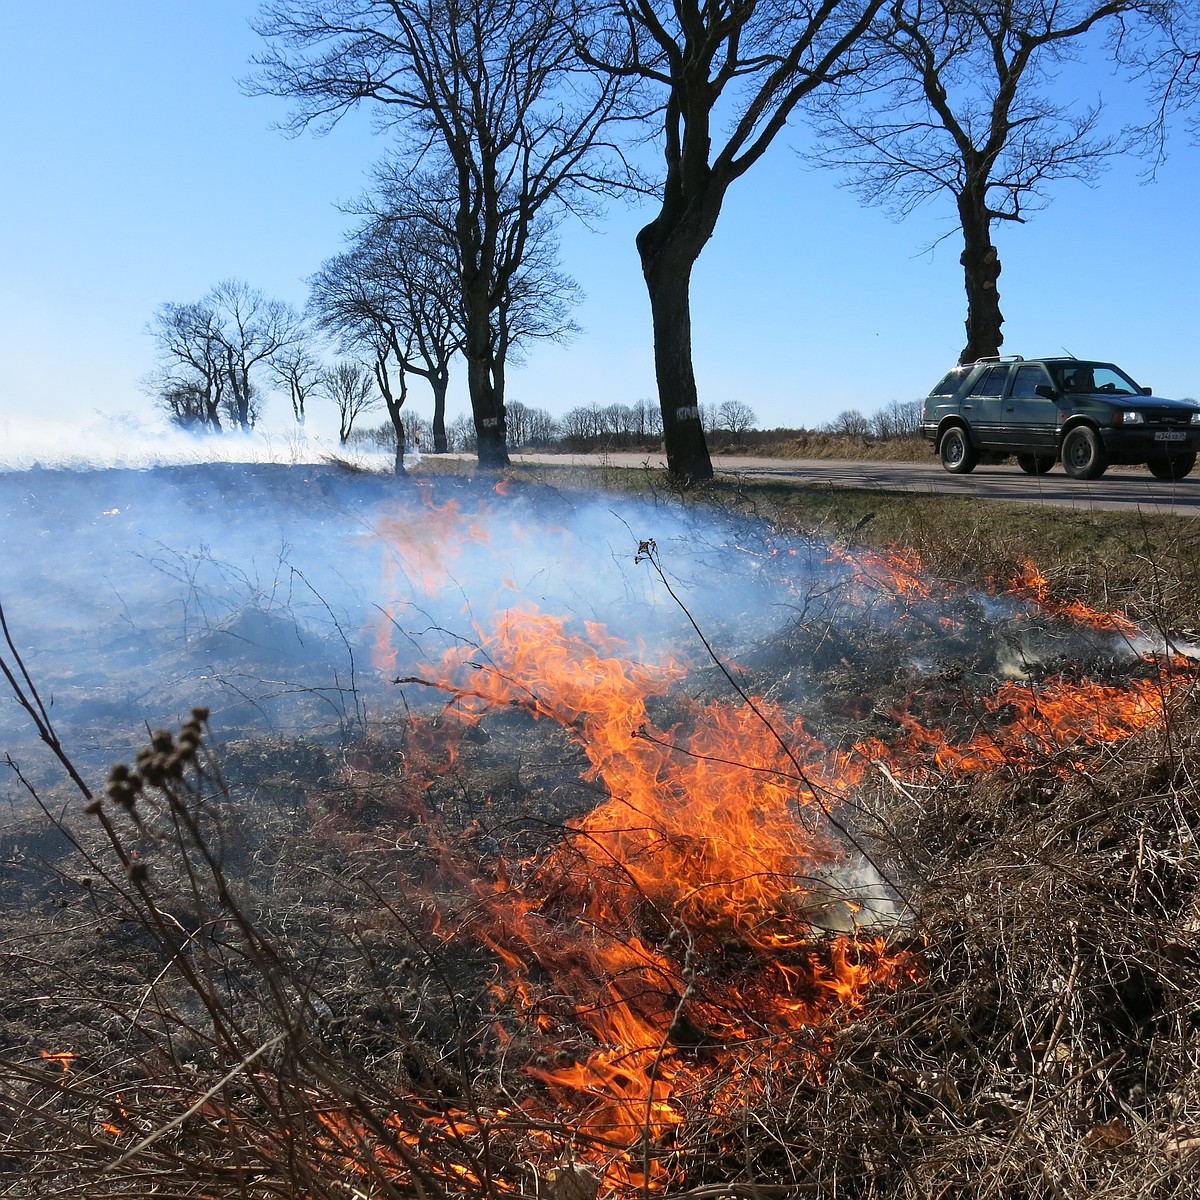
[1052,362,1141,396]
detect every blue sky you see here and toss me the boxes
[2,2,1198,460]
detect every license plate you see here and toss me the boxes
[1155,430,1187,442]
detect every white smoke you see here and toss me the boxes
[0,456,1157,821]
[0,409,394,473]
[0,463,820,792]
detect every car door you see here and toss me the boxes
[1004,363,1058,453]
[960,364,1012,448]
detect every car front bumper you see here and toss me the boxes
[1098,427,1200,461]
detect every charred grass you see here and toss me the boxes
[3,464,1200,1198]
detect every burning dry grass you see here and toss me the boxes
[6,676,1200,1199]
[4,468,1200,1198]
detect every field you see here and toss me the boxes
[3,460,1200,1198]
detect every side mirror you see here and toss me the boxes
[1035,384,1057,400]
[1141,386,1152,396]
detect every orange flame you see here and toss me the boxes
[40,1049,74,1074]
[827,545,936,602]
[1009,558,1141,637]
[863,674,1177,776]
[415,607,910,1189]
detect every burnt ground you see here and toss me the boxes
[3,463,1200,1198]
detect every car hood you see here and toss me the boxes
[1079,393,1199,412]
[1147,395,1200,411]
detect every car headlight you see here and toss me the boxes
[1191,411,1200,425]
[1113,410,1145,425]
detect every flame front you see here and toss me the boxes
[355,493,1192,1194]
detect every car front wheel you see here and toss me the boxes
[1148,452,1197,481]
[1061,425,1108,480]
[939,426,977,474]
[1016,453,1055,476]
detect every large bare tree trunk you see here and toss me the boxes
[637,215,716,485]
[958,189,1004,364]
[430,371,449,454]
[464,286,510,469]
[468,356,509,469]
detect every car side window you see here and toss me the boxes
[967,365,1011,398]
[1010,364,1052,399]
[930,367,970,396]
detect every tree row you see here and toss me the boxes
[149,0,1200,481]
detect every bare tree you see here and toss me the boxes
[575,0,888,482]
[348,169,583,453]
[447,411,478,452]
[827,408,873,436]
[560,397,671,447]
[252,0,628,469]
[369,344,412,473]
[404,411,433,452]
[152,379,210,429]
[561,403,607,445]
[308,247,414,473]
[270,331,325,425]
[633,396,663,440]
[349,184,464,453]
[870,397,923,439]
[321,360,382,443]
[717,399,757,436]
[1121,2,1200,158]
[523,405,562,446]
[809,0,1145,363]
[206,280,302,430]
[489,215,584,390]
[220,383,264,430]
[146,302,228,430]
[506,400,560,448]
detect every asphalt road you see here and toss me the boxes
[503,451,1200,515]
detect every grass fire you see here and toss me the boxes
[2,462,1200,1199]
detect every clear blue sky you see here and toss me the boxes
[2,2,1198,461]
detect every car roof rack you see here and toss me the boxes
[973,354,1024,363]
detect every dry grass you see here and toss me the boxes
[827,701,1200,1198]
[727,431,931,462]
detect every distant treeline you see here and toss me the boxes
[350,397,925,457]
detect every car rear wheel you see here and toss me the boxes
[1148,452,1197,481]
[939,426,977,474]
[1061,425,1108,480]
[1016,453,1056,476]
